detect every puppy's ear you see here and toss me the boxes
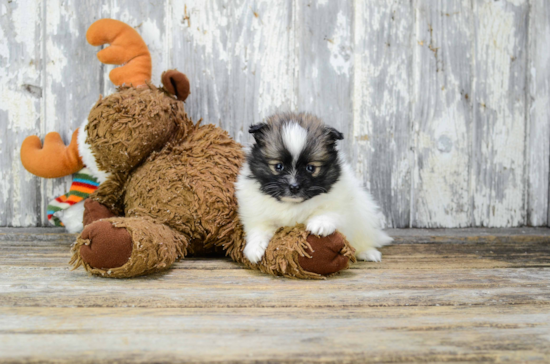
[326,127,344,141]
[249,123,269,144]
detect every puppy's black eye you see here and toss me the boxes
[275,163,284,172]
[306,165,315,173]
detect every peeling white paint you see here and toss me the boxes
[327,11,352,76]
[411,0,475,229]
[415,100,470,227]
[46,0,62,34]
[45,39,68,83]
[10,152,20,223]
[1,0,548,228]
[473,0,527,227]
[353,0,412,227]
[255,1,297,118]
[506,0,526,7]
[181,2,229,62]
[0,0,43,226]
[0,25,7,57]
[140,18,165,82]
[10,0,38,56]
[526,0,550,226]
[2,90,36,132]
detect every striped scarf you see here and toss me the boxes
[47,168,100,227]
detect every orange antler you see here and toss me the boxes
[86,19,152,87]
[20,130,84,178]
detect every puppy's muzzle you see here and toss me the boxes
[289,183,301,194]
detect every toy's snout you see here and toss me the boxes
[20,129,84,178]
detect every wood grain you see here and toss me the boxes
[411,0,473,227]
[0,0,43,227]
[1,305,549,363]
[527,0,550,226]
[353,0,413,228]
[1,0,550,228]
[2,233,550,270]
[1,228,549,310]
[3,266,550,308]
[169,0,297,145]
[296,0,353,157]
[1,227,550,362]
[471,0,529,227]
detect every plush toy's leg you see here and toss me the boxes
[83,199,117,226]
[229,224,356,279]
[298,233,355,276]
[70,217,188,278]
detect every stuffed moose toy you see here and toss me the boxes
[20,19,355,279]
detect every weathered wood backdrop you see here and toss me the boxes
[0,0,549,228]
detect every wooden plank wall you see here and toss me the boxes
[0,0,548,228]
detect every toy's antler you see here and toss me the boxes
[20,130,84,178]
[86,19,152,86]
[20,19,152,178]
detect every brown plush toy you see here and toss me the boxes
[20,19,355,279]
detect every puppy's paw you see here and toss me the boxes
[356,248,382,262]
[307,216,337,237]
[243,233,271,264]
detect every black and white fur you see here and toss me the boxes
[235,112,393,264]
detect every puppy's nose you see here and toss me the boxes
[289,183,301,194]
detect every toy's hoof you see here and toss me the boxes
[298,232,349,275]
[79,220,133,269]
[83,199,116,226]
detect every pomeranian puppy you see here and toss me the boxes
[235,112,393,264]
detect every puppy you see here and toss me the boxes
[235,112,393,264]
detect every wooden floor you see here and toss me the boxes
[1,228,549,363]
